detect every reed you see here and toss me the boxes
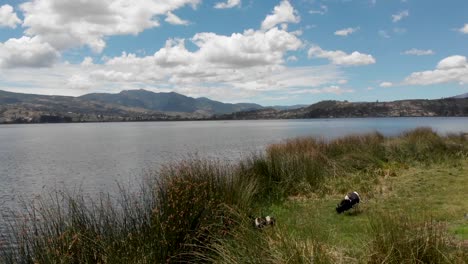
[367,211,467,264]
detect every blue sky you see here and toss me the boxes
[0,0,467,105]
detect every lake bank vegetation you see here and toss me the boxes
[1,128,468,263]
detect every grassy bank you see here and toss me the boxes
[1,128,468,263]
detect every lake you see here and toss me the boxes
[1,117,468,230]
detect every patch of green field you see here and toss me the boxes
[267,159,468,260]
[453,224,468,240]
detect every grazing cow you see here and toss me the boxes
[253,215,276,228]
[336,191,360,214]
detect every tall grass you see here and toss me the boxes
[368,211,467,263]
[1,128,467,263]
[1,160,258,263]
[190,211,340,264]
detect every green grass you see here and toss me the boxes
[264,160,468,262]
[1,127,468,263]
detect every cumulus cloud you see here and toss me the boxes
[19,0,200,53]
[404,55,468,85]
[308,45,376,66]
[392,10,409,22]
[214,0,241,9]
[334,27,359,37]
[379,82,393,87]
[459,24,468,34]
[0,36,60,68]
[261,0,300,30]
[81,57,94,67]
[402,49,434,56]
[63,27,307,92]
[192,28,301,67]
[437,55,467,69]
[0,4,21,28]
[165,12,190,25]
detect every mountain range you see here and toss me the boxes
[1,89,468,124]
[0,89,263,123]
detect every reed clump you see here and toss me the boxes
[367,211,467,264]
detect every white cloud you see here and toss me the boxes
[0,36,60,68]
[392,10,409,22]
[308,45,376,66]
[165,12,190,25]
[261,0,300,31]
[287,56,298,62]
[404,55,468,85]
[309,4,328,15]
[214,0,241,9]
[402,49,434,56]
[28,27,309,94]
[67,74,94,90]
[19,0,201,53]
[291,86,354,95]
[379,82,393,87]
[334,27,359,37]
[81,57,94,67]
[0,4,21,28]
[437,55,467,69]
[192,28,302,68]
[459,24,468,34]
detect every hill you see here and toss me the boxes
[0,89,262,123]
[80,90,263,115]
[217,98,468,119]
[452,92,468,99]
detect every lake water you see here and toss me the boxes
[1,117,468,234]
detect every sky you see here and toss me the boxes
[0,0,467,105]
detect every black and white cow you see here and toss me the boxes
[336,191,360,214]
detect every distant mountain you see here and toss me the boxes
[80,89,263,115]
[0,89,263,124]
[452,93,468,99]
[0,89,175,123]
[216,98,468,119]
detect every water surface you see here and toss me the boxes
[1,118,467,227]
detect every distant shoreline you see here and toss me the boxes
[3,115,468,126]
